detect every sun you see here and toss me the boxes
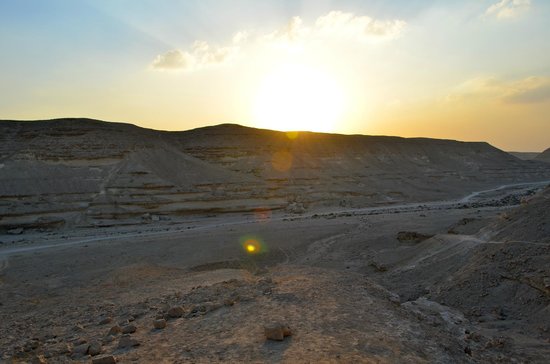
[253,63,346,133]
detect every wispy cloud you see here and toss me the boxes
[485,0,531,19]
[315,11,406,40]
[151,40,239,71]
[151,11,406,72]
[448,76,550,104]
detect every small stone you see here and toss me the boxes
[153,319,167,329]
[73,343,90,355]
[50,343,71,355]
[389,292,401,305]
[7,228,23,235]
[92,355,117,364]
[101,336,114,345]
[99,317,113,325]
[118,335,140,349]
[167,306,184,318]
[31,355,47,364]
[24,339,40,351]
[72,337,87,346]
[108,325,122,335]
[88,341,102,356]
[121,324,137,334]
[264,323,292,341]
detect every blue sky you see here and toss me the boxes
[1,0,549,151]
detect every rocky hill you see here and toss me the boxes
[380,186,550,353]
[1,118,549,231]
[535,147,550,163]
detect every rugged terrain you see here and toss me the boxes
[0,119,549,363]
[1,119,550,232]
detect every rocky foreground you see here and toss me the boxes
[1,119,549,363]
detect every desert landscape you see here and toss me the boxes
[2,1,550,363]
[0,119,549,363]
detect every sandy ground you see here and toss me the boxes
[0,182,549,363]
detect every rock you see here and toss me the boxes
[389,292,401,305]
[264,323,292,341]
[92,355,117,364]
[72,324,85,332]
[396,231,433,243]
[88,341,102,356]
[117,335,140,349]
[121,324,137,334]
[72,337,87,346]
[24,339,39,351]
[99,317,113,325]
[73,343,90,355]
[50,343,71,355]
[31,355,47,364]
[101,336,114,345]
[167,306,184,318]
[108,325,122,335]
[153,319,167,329]
[7,228,23,235]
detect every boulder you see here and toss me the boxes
[121,324,136,334]
[264,323,292,341]
[88,341,102,356]
[153,319,167,329]
[167,306,184,318]
[117,335,140,349]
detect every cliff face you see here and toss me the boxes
[1,118,549,229]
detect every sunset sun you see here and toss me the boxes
[253,63,346,133]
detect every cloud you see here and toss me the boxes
[151,49,193,70]
[263,16,310,43]
[151,11,406,72]
[151,40,239,71]
[503,77,550,104]
[315,11,406,40]
[485,0,531,19]
[448,76,550,104]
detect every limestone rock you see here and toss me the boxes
[88,341,102,356]
[108,325,122,335]
[121,324,137,334]
[99,317,113,325]
[72,343,89,355]
[167,306,184,318]
[264,323,292,341]
[117,334,140,349]
[153,319,167,329]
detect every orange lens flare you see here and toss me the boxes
[272,150,293,172]
[240,236,266,255]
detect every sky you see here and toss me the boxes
[1,0,549,151]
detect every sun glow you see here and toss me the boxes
[253,63,346,133]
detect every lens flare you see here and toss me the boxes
[240,236,266,255]
[272,150,293,172]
